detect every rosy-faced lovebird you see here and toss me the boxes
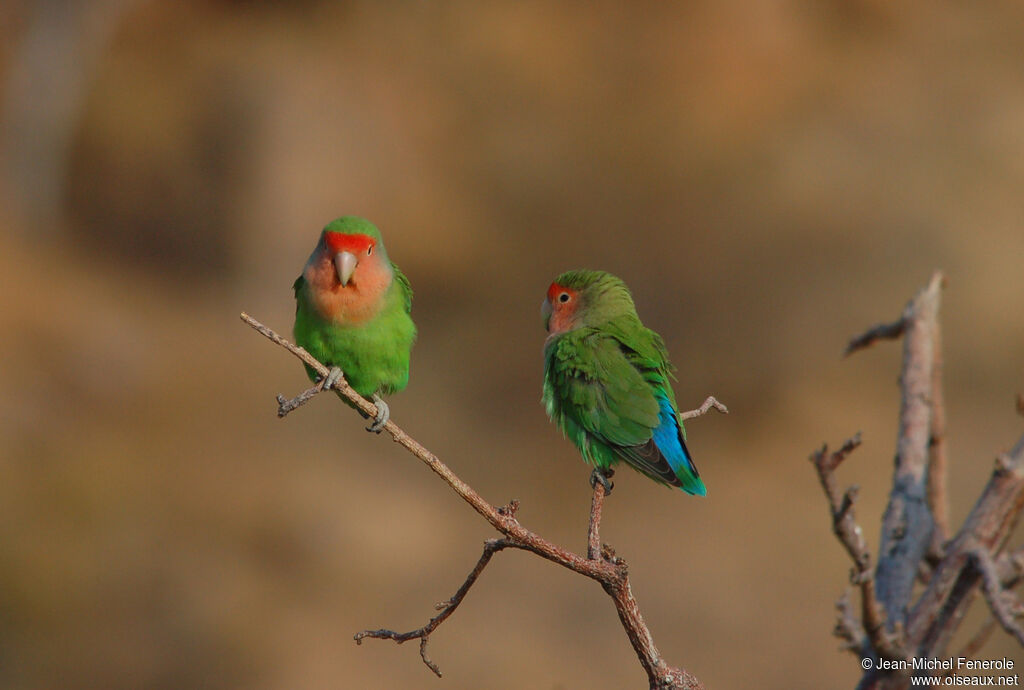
[293,216,415,432]
[541,270,706,495]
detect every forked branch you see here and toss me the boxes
[811,435,904,661]
[241,312,710,690]
[814,272,1024,690]
[970,543,1024,646]
[355,538,514,678]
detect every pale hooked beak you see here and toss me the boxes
[541,297,553,331]
[334,251,358,286]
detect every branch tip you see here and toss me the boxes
[834,589,868,657]
[811,433,863,476]
[837,486,859,519]
[420,637,442,678]
[844,318,906,357]
[680,395,729,420]
[276,383,326,417]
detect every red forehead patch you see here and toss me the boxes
[324,232,375,254]
[547,283,578,302]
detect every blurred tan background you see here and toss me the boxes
[2,1,1023,688]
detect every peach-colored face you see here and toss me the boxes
[542,282,581,334]
[304,232,393,324]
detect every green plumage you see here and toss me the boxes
[542,270,705,494]
[292,217,415,400]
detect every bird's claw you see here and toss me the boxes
[322,367,343,390]
[366,395,389,433]
[590,468,615,495]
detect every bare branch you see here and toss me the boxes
[811,435,906,661]
[817,273,1024,690]
[874,271,943,641]
[907,434,1024,657]
[835,589,869,658]
[276,380,328,417]
[680,396,729,420]
[997,546,1024,588]
[242,313,705,690]
[811,434,865,552]
[970,543,1024,646]
[927,303,950,549]
[355,538,513,677]
[845,319,906,357]
[813,434,863,494]
[242,312,384,422]
[243,312,328,376]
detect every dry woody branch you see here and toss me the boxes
[241,312,725,690]
[813,271,1024,690]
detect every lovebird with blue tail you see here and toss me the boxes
[541,270,705,495]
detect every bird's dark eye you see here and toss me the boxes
[559,292,570,303]
[367,245,373,256]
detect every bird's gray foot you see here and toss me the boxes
[322,367,344,390]
[590,468,615,495]
[366,394,389,433]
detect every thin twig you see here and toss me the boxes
[242,311,383,421]
[276,379,328,417]
[835,588,869,657]
[354,538,513,677]
[244,314,523,533]
[680,396,729,420]
[971,543,1024,646]
[812,433,863,505]
[811,434,906,661]
[845,319,906,357]
[241,312,707,690]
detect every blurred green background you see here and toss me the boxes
[2,1,1022,688]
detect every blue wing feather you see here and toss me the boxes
[651,394,706,496]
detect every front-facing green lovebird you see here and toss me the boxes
[293,216,415,432]
[541,270,705,495]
